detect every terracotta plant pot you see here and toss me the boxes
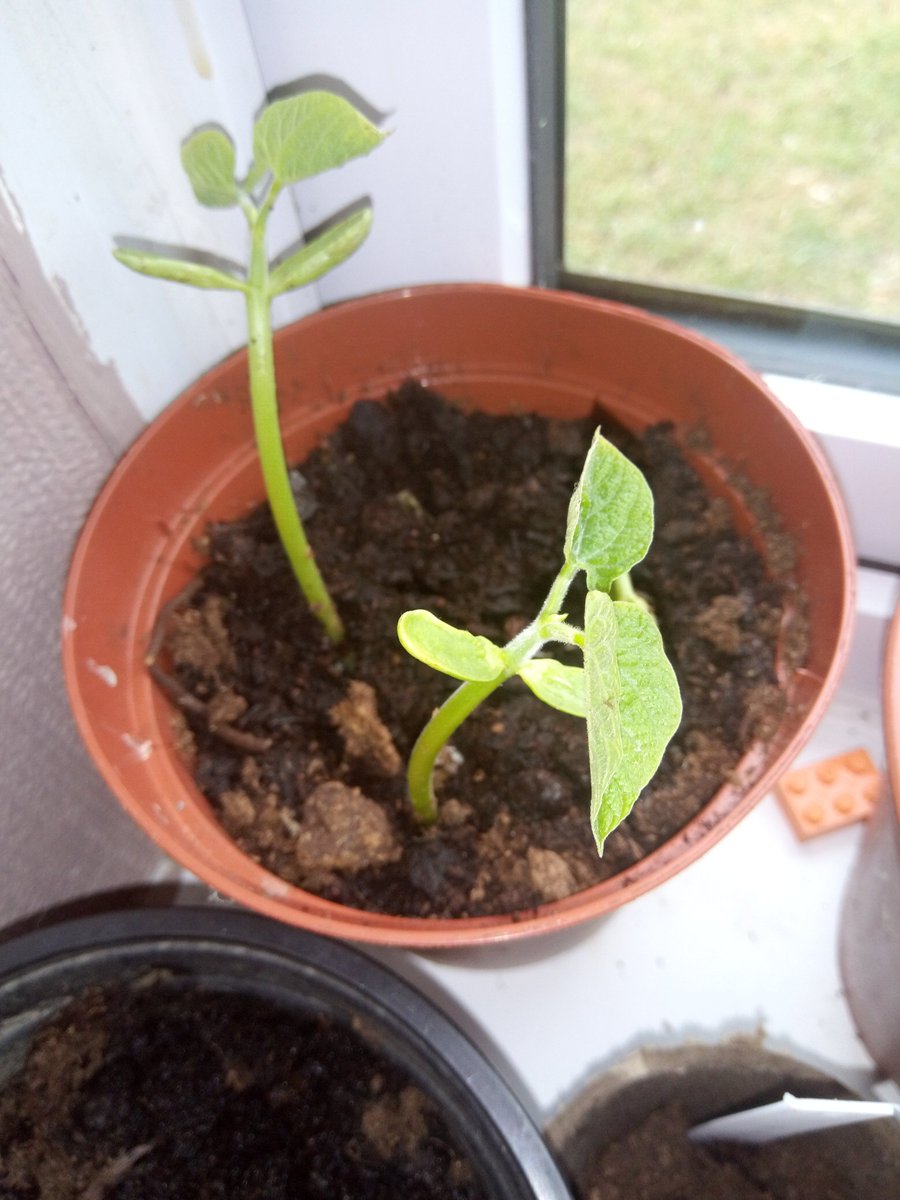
[0,906,570,1197]
[63,284,855,947]
[546,1041,900,1197]
[840,601,900,1080]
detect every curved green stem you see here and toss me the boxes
[610,570,653,616]
[406,677,502,823]
[407,562,578,823]
[244,199,344,644]
[539,617,584,647]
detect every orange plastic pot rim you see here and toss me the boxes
[62,284,857,948]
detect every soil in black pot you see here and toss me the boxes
[566,1099,900,1199]
[0,978,490,1199]
[153,382,798,918]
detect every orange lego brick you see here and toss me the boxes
[775,749,882,840]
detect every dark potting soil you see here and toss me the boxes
[157,382,795,917]
[0,981,489,1199]
[567,1099,900,1199]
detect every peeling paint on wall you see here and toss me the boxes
[0,167,142,455]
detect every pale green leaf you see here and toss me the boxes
[397,610,506,683]
[583,591,625,849]
[242,158,267,194]
[590,597,682,854]
[253,92,384,186]
[113,248,246,291]
[269,208,373,296]
[518,659,586,718]
[565,431,654,591]
[181,129,239,207]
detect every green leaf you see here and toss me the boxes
[565,431,654,592]
[398,610,506,683]
[242,158,267,195]
[253,92,384,186]
[269,207,373,296]
[589,596,683,854]
[113,248,246,291]
[181,129,239,207]
[583,591,625,849]
[518,659,586,718]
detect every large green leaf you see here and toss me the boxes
[589,596,682,853]
[518,658,586,718]
[253,92,384,185]
[113,248,246,291]
[181,128,239,207]
[565,431,654,591]
[269,208,373,297]
[583,591,625,848]
[398,610,506,683]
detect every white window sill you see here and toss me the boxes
[767,374,900,450]
[767,373,900,569]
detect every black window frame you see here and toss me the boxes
[527,0,900,395]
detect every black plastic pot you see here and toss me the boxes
[0,907,570,1199]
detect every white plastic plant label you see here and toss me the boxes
[688,1093,900,1144]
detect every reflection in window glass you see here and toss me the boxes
[565,0,900,321]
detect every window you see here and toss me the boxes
[528,0,900,394]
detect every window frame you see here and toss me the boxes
[527,0,900,396]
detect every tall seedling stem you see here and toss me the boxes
[243,190,342,641]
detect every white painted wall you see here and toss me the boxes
[0,0,530,420]
[0,1,294,420]
[244,0,531,304]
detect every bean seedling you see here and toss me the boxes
[115,91,386,644]
[398,431,683,854]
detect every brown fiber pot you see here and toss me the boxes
[63,284,855,948]
[546,1041,900,1196]
[840,600,900,1080]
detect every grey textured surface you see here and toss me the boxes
[0,214,171,935]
